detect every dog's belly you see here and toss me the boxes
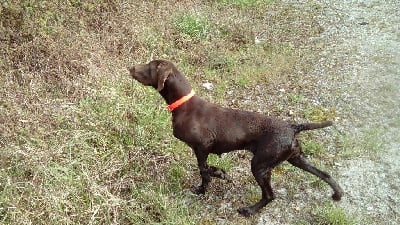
[210,141,251,154]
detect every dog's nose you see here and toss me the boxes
[129,67,135,75]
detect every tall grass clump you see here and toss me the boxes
[174,13,210,40]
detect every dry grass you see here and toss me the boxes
[0,0,354,224]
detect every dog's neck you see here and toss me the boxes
[158,72,193,105]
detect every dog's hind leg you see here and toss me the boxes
[288,155,344,201]
[237,157,275,217]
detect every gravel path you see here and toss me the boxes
[324,1,400,224]
[259,0,399,224]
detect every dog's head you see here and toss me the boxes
[129,59,174,92]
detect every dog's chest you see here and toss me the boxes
[171,113,216,146]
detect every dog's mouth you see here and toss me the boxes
[130,64,147,78]
[129,66,144,82]
[129,66,136,78]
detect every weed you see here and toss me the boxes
[302,140,324,156]
[174,13,210,40]
[236,75,251,87]
[288,93,305,103]
[303,106,338,122]
[207,154,236,172]
[314,203,356,225]
[167,162,187,190]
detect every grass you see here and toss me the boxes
[0,0,357,224]
[337,127,385,159]
[303,106,338,122]
[302,140,325,156]
[207,154,237,172]
[314,203,356,225]
[174,13,210,40]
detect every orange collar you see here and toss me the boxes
[167,90,195,111]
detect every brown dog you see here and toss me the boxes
[129,59,343,217]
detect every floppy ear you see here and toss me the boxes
[156,62,173,92]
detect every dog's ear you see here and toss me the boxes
[156,61,173,92]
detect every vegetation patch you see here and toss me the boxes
[314,203,356,225]
[173,13,211,40]
[207,154,237,172]
[337,127,385,158]
[303,106,338,122]
[302,139,324,156]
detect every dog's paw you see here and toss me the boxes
[214,171,232,181]
[210,167,231,181]
[237,207,255,217]
[332,192,343,201]
[191,185,206,195]
[223,174,233,182]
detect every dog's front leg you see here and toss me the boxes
[192,150,211,195]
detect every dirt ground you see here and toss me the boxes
[259,0,399,224]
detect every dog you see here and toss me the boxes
[129,59,343,217]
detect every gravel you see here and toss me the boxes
[258,0,400,224]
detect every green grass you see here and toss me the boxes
[174,13,210,40]
[288,93,305,104]
[294,203,356,225]
[338,127,385,158]
[303,106,338,122]
[314,203,356,225]
[302,140,325,156]
[207,154,237,172]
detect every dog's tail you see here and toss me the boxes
[291,121,333,134]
